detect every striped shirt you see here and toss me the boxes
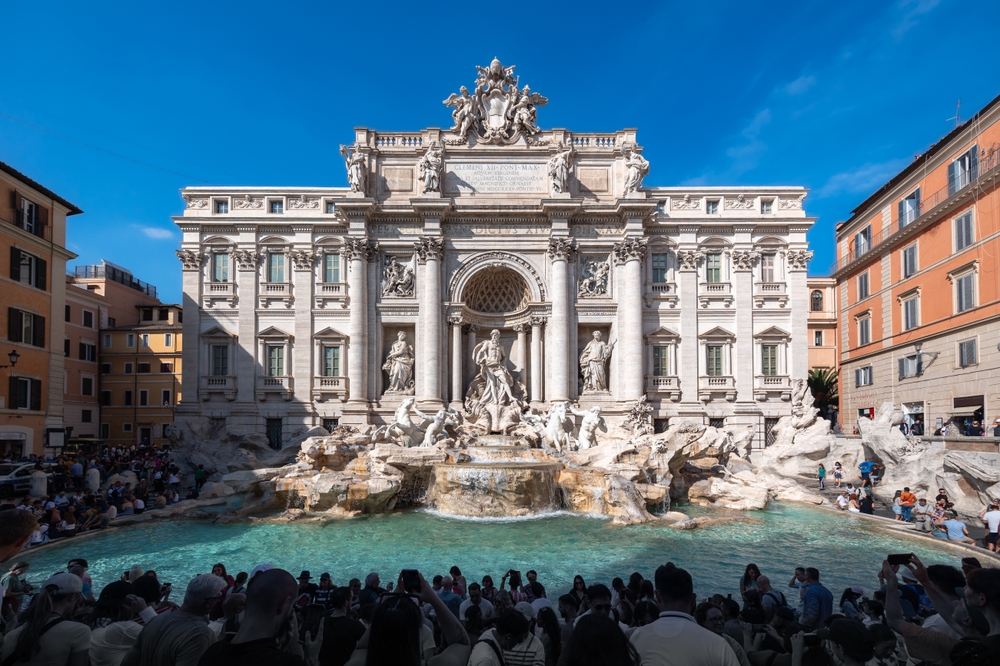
[469,629,545,666]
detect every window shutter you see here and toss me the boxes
[914,188,921,214]
[8,376,16,407]
[916,355,923,376]
[970,145,979,180]
[36,206,48,239]
[963,276,974,310]
[9,247,20,282]
[36,257,46,291]
[30,380,41,411]
[7,308,19,343]
[33,315,44,348]
[79,342,86,360]
[855,369,862,387]
[898,358,905,380]
[948,162,958,196]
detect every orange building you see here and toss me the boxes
[807,277,838,371]
[834,92,1000,435]
[0,161,82,456]
[63,276,106,442]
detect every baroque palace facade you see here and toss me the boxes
[174,61,814,447]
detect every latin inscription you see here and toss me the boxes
[445,162,547,194]
[446,224,549,236]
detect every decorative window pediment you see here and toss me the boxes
[699,326,735,342]
[313,327,347,343]
[258,326,293,341]
[201,326,236,339]
[753,326,790,341]
[645,326,680,342]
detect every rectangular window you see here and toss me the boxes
[959,339,977,367]
[21,312,33,346]
[164,333,173,347]
[706,199,719,215]
[100,391,111,406]
[123,423,132,433]
[857,272,869,300]
[322,418,339,431]
[103,334,112,348]
[322,346,340,377]
[269,200,284,214]
[651,254,668,284]
[268,254,285,283]
[955,212,974,251]
[124,362,133,374]
[141,334,149,347]
[81,409,92,423]
[81,377,93,396]
[65,305,70,322]
[64,339,70,356]
[760,199,773,214]
[760,253,776,283]
[855,366,873,387]
[761,345,778,376]
[20,199,37,234]
[212,253,230,282]
[108,317,115,328]
[267,345,284,377]
[82,310,94,328]
[858,317,871,346]
[162,390,172,406]
[323,253,340,283]
[949,145,978,195]
[898,188,920,227]
[100,424,110,439]
[325,201,336,214]
[8,310,44,347]
[142,309,153,321]
[139,390,148,406]
[211,345,229,376]
[159,308,169,321]
[215,200,229,214]
[124,390,133,406]
[902,245,917,278]
[10,249,45,290]
[100,363,111,374]
[652,346,669,376]
[138,363,150,373]
[854,226,871,257]
[903,297,919,331]
[956,273,975,312]
[705,253,722,283]
[79,343,96,362]
[126,334,135,348]
[706,345,724,376]
[814,330,823,346]
[160,362,173,373]
[898,354,923,379]
[266,418,283,450]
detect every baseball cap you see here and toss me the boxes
[514,601,535,620]
[96,580,134,607]
[320,573,331,581]
[42,572,83,595]
[850,586,864,596]
[249,563,275,580]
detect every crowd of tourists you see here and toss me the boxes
[0,510,997,665]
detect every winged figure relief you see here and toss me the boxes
[442,86,477,138]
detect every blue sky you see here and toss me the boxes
[4,0,999,303]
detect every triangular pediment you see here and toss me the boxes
[645,326,680,340]
[313,327,347,340]
[754,326,791,339]
[201,326,234,338]
[699,326,735,339]
[258,326,292,339]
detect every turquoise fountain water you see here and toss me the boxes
[19,504,973,598]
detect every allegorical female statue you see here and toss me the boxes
[383,332,415,394]
[579,330,614,392]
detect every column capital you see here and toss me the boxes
[731,249,760,272]
[233,249,261,271]
[290,249,319,271]
[344,238,378,262]
[529,315,547,327]
[786,249,814,271]
[465,323,481,333]
[513,323,529,333]
[676,249,704,271]
[175,249,205,271]
[414,237,444,263]
[447,315,463,326]
[613,237,647,264]
[547,238,576,261]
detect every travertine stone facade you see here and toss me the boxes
[173,61,813,446]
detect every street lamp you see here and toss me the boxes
[914,341,922,353]
[0,350,18,369]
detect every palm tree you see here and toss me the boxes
[807,368,839,417]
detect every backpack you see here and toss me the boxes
[764,590,788,609]
[474,636,507,666]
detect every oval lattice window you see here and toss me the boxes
[462,267,531,313]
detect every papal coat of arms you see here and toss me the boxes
[443,58,548,145]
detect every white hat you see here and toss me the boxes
[249,563,276,580]
[514,601,535,620]
[43,572,83,595]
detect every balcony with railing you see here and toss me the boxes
[4,211,52,241]
[258,282,293,308]
[256,375,293,401]
[643,281,678,308]
[203,281,236,308]
[698,375,736,402]
[754,374,791,401]
[698,282,733,308]
[312,375,349,402]
[73,263,157,297]
[199,375,236,401]
[753,282,788,308]
[315,281,347,309]
[645,375,681,401]
[832,149,1000,274]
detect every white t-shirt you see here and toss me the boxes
[530,597,553,614]
[836,495,849,508]
[89,620,144,666]
[630,612,740,666]
[0,615,91,665]
[983,509,1000,533]
[459,597,495,620]
[135,498,145,510]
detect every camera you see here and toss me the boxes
[401,569,421,594]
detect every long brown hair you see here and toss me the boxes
[14,585,77,661]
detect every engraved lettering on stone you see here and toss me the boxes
[445,162,547,195]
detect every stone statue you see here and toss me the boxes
[472,329,518,407]
[622,396,654,436]
[442,86,477,139]
[578,258,610,297]
[381,257,415,298]
[382,332,415,394]
[579,331,614,393]
[422,409,460,447]
[418,144,444,193]
[570,405,607,451]
[510,86,546,136]
[791,378,813,409]
[340,143,366,193]
[370,397,430,447]
[547,146,574,194]
[542,401,573,453]
[623,148,650,195]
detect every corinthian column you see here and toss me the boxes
[547,238,575,402]
[449,316,463,408]
[530,316,544,405]
[345,238,375,414]
[415,237,445,409]
[614,238,647,400]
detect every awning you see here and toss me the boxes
[950,406,983,416]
